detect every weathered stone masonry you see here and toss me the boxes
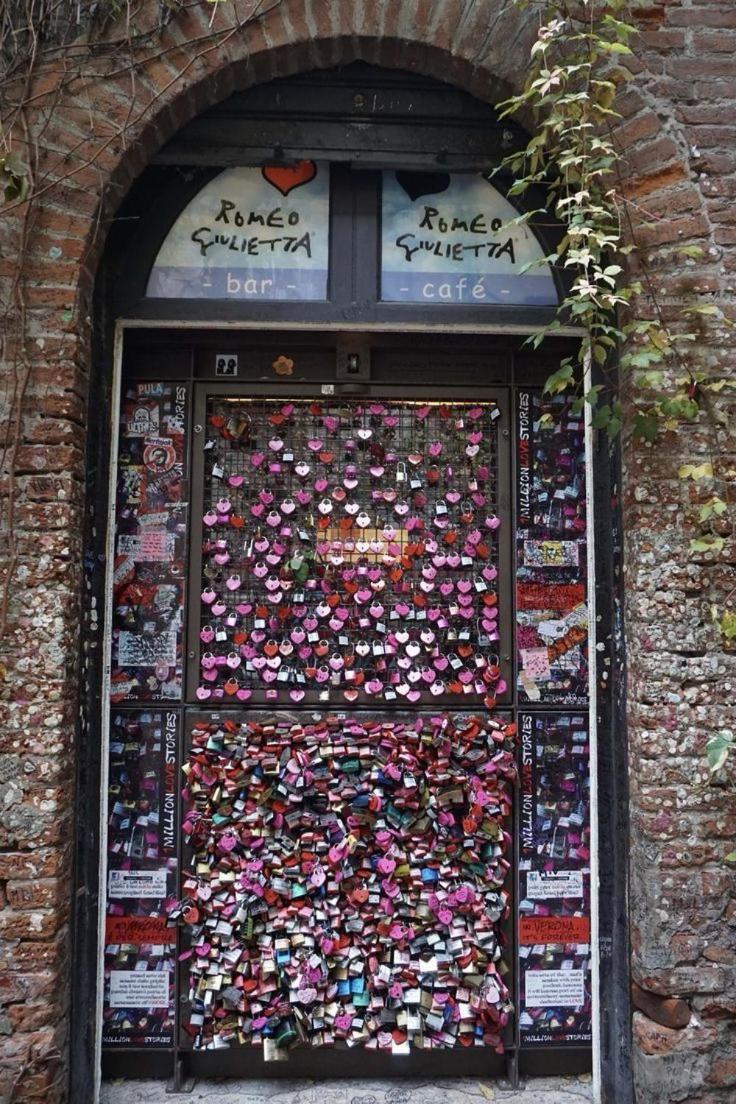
[0,1,734,1101]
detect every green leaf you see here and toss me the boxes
[543,364,575,395]
[683,304,720,316]
[633,412,660,442]
[676,245,704,259]
[720,611,736,642]
[599,40,633,55]
[690,535,725,554]
[699,497,728,523]
[706,732,733,773]
[591,404,612,429]
[1,152,30,205]
[678,462,714,481]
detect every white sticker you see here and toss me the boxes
[108,868,168,899]
[536,619,568,640]
[137,511,172,529]
[112,558,136,587]
[109,969,171,1009]
[126,406,160,437]
[526,870,584,899]
[525,968,585,1008]
[523,540,580,567]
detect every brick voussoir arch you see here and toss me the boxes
[38,33,538,276]
[21,5,708,323]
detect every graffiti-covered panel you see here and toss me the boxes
[516,390,588,705]
[518,712,592,1047]
[111,382,188,702]
[102,709,179,1048]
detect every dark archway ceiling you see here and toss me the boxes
[153,61,527,172]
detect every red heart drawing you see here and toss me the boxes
[262,161,317,196]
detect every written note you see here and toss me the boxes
[525,968,585,1008]
[105,916,174,944]
[109,969,171,1009]
[117,531,175,563]
[526,870,584,900]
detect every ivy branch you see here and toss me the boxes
[497,0,735,638]
[499,0,735,843]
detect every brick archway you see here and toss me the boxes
[1,4,732,1104]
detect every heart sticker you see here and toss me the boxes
[262,160,317,196]
[395,170,451,202]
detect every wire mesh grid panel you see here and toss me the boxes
[192,394,508,707]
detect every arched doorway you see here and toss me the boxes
[75,63,628,1101]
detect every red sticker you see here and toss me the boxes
[519,915,590,945]
[105,915,174,944]
[516,583,586,611]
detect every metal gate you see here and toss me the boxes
[100,336,593,1084]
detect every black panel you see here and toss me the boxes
[594,413,633,1104]
[71,253,117,1104]
[154,63,526,170]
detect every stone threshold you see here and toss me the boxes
[101,1075,595,1104]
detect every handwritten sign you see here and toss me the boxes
[520,915,590,946]
[525,968,586,1008]
[117,531,175,563]
[105,915,174,944]
[381,171,557,305]
[520,647,551,680]
[109,969,171,1009]
[117,631,177,668]
[517,583,587,611]
[147,163,329,300]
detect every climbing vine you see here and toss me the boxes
[499,0,735,805]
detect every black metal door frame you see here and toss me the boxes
[93,328,625,1089]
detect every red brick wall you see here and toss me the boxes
[0,1,734,1101]
[615,5,736,1101]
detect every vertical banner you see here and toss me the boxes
[516,390,588,705]
[102,709,179,1047]
[518,712,591,1047]
[110,381,189,702]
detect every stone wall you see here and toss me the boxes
[0,1,734,1101]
